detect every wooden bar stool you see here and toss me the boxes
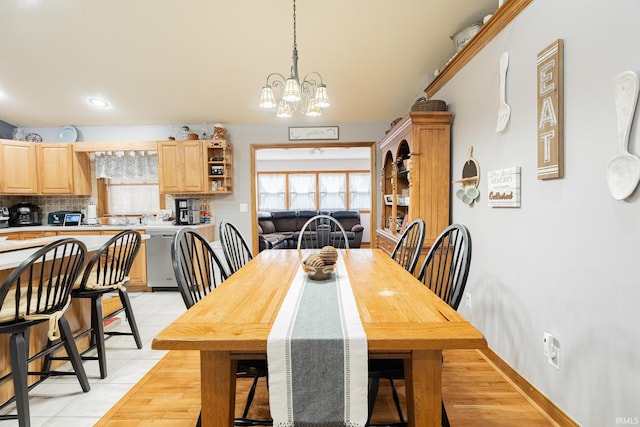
[64,230,143,379]
[0,238,90,427]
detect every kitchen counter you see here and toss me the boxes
[0,223,216,290]
[0,223,214,234]
[0,234,112,271]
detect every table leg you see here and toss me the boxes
[200,351,236,427]
[404,349,442,427]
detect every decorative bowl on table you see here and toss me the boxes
[301,263,336,281]
[302,246,339,281]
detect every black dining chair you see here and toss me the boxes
[0,238,90,427]
[62,230,143,379]
[219,220,253,275]
[171,228,272,426]
[368,223,472,427]
[296,214,350,249]
[390,218,426,275]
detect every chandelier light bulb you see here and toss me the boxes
[259,86,277,109]
[314,84,330,108]
[305,98,322,117]
[276,100,293,118]
[282,77,301,102]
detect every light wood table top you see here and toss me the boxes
[152,249,487,427]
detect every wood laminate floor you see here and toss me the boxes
[95,348,558,426]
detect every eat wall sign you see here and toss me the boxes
[537,39,564,180]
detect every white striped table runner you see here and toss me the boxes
[267,251,368,427]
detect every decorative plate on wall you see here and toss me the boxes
[58,125,78,142]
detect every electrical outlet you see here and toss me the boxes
[465,292,472,308]
[543,332,560,369]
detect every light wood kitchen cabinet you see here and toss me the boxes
[206,139,233,193]
[100,230,148,289]
[37,143,91,195]
[376,111,453,263]
[0,139,90,195]
[157,139,233,194]
[0,140,38,194]
[157,140,207,193]
[12,231,44,240]
[54,229,149,290]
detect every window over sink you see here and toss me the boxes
[101,178,159,216]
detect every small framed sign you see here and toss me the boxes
[288,126,339,141]
[487,167,521,207]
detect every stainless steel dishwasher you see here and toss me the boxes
[146,230,178,290]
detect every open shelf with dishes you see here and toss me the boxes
[206,139,233,194]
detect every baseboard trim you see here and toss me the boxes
[479,348,579,427]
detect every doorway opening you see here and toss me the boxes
[249,142,377,252]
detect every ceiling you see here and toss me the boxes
[0,0,497,129]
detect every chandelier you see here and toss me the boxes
[259,0,330,118]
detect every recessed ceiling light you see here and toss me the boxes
[88,97,109,108]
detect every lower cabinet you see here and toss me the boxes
[101,230,147,290]
[375,228,398,256]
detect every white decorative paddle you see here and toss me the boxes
[607,71,640,200]
[495,52,511,133]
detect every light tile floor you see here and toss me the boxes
[0,290,185,427]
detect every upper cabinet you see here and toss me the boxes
[0,140,38,194]
[37,143,91,195]
[0,139,91,195]
[206,140,233,193]
[376,111,453,256]
[157,139,233,194]
[158,139,206,193]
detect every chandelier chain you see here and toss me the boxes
[292,0,297,50]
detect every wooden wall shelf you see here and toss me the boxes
[425,0,534,98]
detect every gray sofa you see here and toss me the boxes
[258,210,364,251]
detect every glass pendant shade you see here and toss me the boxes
[276,99,293,118]
[283,77,301,102]
[314,84,330,108]
[305,99,322,116]
[259,86,277,109]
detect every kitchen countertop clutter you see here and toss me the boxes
[0,223,214,233]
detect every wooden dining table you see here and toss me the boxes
[152,248,487,427]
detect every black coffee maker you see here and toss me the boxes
[175,198,200,225]
[9,202,42,226]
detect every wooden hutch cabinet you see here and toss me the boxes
[376,111,453,261]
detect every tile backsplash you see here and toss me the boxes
[0,195,94,222]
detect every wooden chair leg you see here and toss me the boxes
[388,378,405,424]
[367,376,380,425]
[118,290,143,349]
[9,332,30,427]
[59,316,90,392]
[92,296,108,379]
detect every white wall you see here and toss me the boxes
[436,1,640,425]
